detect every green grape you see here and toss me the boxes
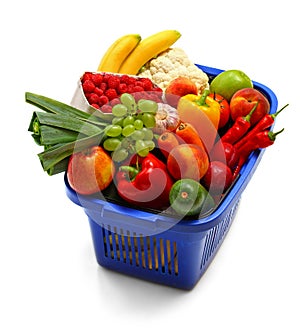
[120,93,137,113]
[123,115,135,127]
[103,138,121,151]
[144,140,155,151]
[142,127,154,140]
[122,124,135,137]
[112,104,128,117]
[135,140,149,157]
[138,99,158,114]
[112,117,124,126]
[105,124,122,137]
[134,119,143,130]
[112,148,129,162]
[135,139,146,150]
[135,113,143,121]
[137,149,149,157]
[142,113,156,128]
[131,130,145,141]
[121,138,131,148]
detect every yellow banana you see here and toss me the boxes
[118,30,181,75]
[97,34,142,73]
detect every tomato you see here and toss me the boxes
[209,93,230,129]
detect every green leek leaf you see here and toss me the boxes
[38,133,103,171]
[25,92,111,124]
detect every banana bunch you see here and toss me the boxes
[97,30,181,75]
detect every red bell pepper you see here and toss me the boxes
[115,153,174,210]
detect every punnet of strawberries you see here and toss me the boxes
[80,72,163,112]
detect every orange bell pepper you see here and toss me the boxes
[177,89,220,152]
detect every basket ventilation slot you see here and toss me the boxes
[102,225,178,275]
[200,200,239,270]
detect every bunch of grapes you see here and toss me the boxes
[102,93,158,162]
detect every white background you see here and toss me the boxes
[1,0,299,327]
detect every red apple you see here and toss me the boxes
[165,77,198,107]
[230,88,270,125]
[67,146,115,195]
[201,161,233,194]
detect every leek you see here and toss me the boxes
[26,93,109,175]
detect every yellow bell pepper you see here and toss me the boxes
[177,89,220,152]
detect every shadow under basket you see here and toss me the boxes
[65,65,278,290]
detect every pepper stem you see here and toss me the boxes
[268,128,284,141]
[196,89,210,106]
[119,166,139,180]
[271,103,289,119]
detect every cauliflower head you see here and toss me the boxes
[138,47,209,93]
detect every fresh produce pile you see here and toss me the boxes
[26,30,287,218]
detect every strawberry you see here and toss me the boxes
[107,75,120,89]
[98,95,109,106]
[133,92,146,102]
[94,87,104,97]
[82,80,95,93]
[105,88,118,100]
[82,72,93,83]
[127,84,135,94]
[128,77,137,85]
[101,104,112,113]
[88,93,100,104]
[133,85,144,93]
[120,75,131,84]
[134,81,144,88]
[102,74,110,83]
[91,103,100,109]
[100,82,107,91]
[140,78,153,91]
[118,83,128,94]
[110,98,121,106]
[91,74,103,86]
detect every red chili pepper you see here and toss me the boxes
[234,103,288,150]
[252,128,284,148]
[232,128,284,180]
[221,101,258,144]
[115,153,174,210]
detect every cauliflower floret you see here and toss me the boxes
[138,47,209,92]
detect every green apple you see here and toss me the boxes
[210,69,253,101]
